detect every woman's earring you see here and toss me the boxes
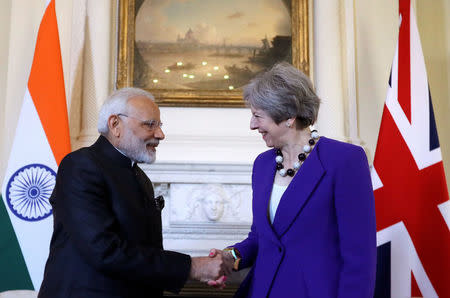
[286,122,291,128]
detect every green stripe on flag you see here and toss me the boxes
[0,195,33,291]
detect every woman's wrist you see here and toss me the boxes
[223,247,241,271]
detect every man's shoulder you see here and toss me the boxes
[56,146,109,188]
[60,145,98,170]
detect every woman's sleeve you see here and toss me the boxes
[334,146,377,298]
[232,157,261,269]
[233,220,258,269]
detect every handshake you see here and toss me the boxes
[189,248,236,289]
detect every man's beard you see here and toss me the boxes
[118,128,157,164]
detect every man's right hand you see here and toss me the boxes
[205,248,235,289]
[189,253,231,283]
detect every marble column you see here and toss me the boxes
[75,0,113,148]
[313,0,346,142]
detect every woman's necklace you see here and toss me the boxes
[275,130,319,177]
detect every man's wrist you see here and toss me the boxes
[189,257,202,281]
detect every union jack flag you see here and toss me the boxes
[372,0,450,297]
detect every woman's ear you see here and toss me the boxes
[285,117,296,128]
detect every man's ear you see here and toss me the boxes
[107,115,121,137]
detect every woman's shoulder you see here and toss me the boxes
[252,149,276,170]
[319,136,363,151]
[254,148,276,162]
[317,136,368,167]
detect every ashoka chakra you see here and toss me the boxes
[6,164,56,221]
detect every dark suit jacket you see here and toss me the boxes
[38,136,191,298]
[234,137,377,298]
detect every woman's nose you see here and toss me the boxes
[250,117,258,130]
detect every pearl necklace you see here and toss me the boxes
[275,130,319,177]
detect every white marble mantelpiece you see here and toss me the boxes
[141,162,253,184]
[140,162,254,256]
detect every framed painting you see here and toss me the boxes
[116,0,310,107]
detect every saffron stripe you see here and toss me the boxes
[27,0,71,166]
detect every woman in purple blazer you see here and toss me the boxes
[218,63,376,297]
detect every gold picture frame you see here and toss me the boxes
[116,0,309,107]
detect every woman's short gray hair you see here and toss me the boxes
[243,62,320,129]
[97,87,155,134]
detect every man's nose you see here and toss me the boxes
[155,126,165,140]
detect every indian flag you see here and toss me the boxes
[0,0,70,291]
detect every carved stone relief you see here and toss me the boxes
[145,162,253,244]
[170,183,251,224]
[154,182,252,240]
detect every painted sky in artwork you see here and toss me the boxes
[135,0,290,47]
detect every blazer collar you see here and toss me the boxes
[91,135,133,169]
[255,138,326,239]
[254,149,280,244]
[272,140,325,236]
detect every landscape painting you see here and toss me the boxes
[116,0,309,107]
[134,0,292,91]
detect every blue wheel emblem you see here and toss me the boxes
[6,164,56,221]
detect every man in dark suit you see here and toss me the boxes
[38,88,229,298]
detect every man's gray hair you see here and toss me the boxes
[97,87,155,134]
[243,62,320,129]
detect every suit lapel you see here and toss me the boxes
[254,150,280,244]
[272,144,325,237]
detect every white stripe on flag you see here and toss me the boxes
[376,223,438,297]
[385,9,442,170]
[1,88,56,289]
[438,201,450,231]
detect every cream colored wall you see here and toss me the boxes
[0,0,12,184]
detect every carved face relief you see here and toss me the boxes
[202,194,225,221]
[170,183,251,224]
